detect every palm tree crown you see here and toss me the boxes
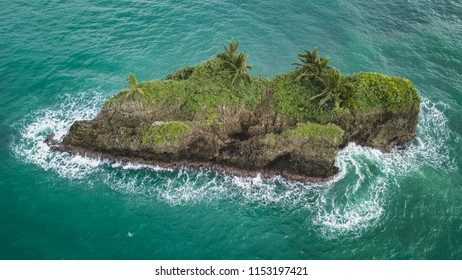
[223,38,239,61]
[218,38,253,86]
[224,52,253,85]
[309,68,353,109]
[294,47,354,109]
[294,47,331,85]
[127,72,144,95]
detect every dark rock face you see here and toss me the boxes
[332,104,420,152]
[61,103,329,180]
[58,91,419,182]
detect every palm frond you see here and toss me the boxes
[128,73,138,87]
[126,72,145,96]
[223,38,240,61]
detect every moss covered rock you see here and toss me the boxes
[142,121,190,145]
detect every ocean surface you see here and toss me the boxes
[1,0,461,259]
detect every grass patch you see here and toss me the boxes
[261,123,344,146]
[284,122,344,144]
[142,121,189,145]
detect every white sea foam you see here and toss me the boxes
[312,97,458,238]
[12,90,107,179]
[11,93,457,238]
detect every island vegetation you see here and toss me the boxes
[53,39,420,181]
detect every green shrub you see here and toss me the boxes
[190,58,228,82]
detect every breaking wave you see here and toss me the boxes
[12,90,108,179]
[11,91,457,238]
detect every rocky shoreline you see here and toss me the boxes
[46,98,419,182]
[46,136,335,182]
[48,44,420,182]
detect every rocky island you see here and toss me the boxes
[50,40,420,181]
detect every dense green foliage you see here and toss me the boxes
[142,121,189,145]
[189,58,229,82]
[114,57,267,124]
[348,72,420,112]
[112,41,419,125]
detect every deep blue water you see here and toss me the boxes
[1,0,461,259]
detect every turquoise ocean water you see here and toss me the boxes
[1,0,461,259]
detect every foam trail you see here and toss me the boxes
[11,93,456,238]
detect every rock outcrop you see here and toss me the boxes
[61,96,344,180]
[53,55,420,181]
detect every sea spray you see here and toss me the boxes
[12,90,108,179]
[11,92,456,238]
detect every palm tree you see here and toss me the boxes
[309,68,353,109]
[294,47,319,68]
[298,57,331,83]
[218,39,253,86]
[294,47,331,85]
[223,38,239,60]
[224,52,253,85]
[127,72,144,95]
[217,38,239,61]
